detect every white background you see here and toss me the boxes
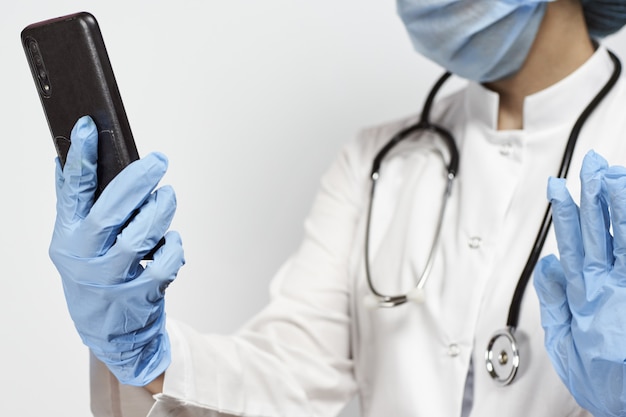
[1,1,626,416]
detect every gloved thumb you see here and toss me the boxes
[56,115,99,224]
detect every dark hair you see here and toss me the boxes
[583,0,626,37]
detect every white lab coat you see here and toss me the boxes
[91,46,626,417]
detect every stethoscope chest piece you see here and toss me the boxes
[485,328,519,386]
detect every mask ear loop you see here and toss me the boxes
[364,71,459,308]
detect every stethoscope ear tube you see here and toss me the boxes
[364,72,457,309]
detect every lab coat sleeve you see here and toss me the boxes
[90,131,381,417]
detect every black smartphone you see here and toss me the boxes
[21,11,139,199]
[23,12,164,258]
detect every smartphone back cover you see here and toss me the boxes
[22,12,139,196]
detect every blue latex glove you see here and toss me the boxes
[49,116,185,386]
[534,150,626,416]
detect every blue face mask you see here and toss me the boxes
[396,0,553,82]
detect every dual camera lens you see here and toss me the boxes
[26,38,51,97]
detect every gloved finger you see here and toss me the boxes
[77,152,168,257]
[547,177,583,279]
[534,255,572,330]
[55,116,98,225]
[604,165,626,272]
[579,151,612,294]
[100,231,183,298]
[141,230,185,303]
[533,254,573,383]
[110,185,177,264]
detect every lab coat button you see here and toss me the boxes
[500,143,513,156]
[468,236,482,249]
[447,344,460,357]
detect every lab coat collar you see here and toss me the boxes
[465,45,616,132]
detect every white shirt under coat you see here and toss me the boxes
[91,46,626,417]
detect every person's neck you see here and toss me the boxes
[483,0,595,130]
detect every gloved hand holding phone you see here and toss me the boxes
[49,116,185,386]
[534,151,626,416]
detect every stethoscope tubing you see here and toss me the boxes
[505,50,622,330]
[369,71,458,179]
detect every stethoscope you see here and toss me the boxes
[363,50,621,385]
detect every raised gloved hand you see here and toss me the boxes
[534,150,626,416]
[49,116,185,386]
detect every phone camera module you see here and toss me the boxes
[26,38,51,97]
